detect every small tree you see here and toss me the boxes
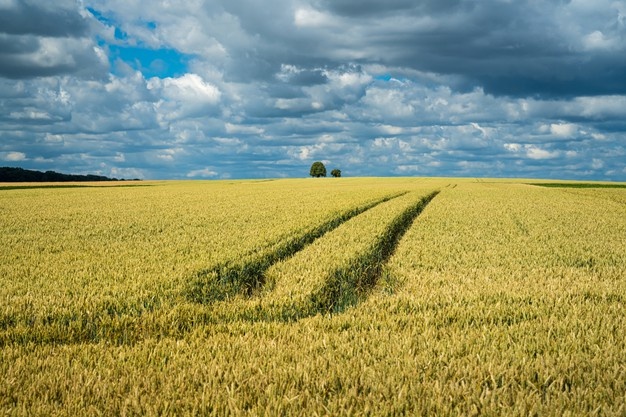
[309,161,327,177]
[331,169,341,178]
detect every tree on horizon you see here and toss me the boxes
[309,161,327,177]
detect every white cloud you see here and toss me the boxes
[591,133,607,140]
[1,151,26,161]
[550,123,578,138]
[187,167,218,178]
[110,166,144,179]
[526,146,560,160]
[274,98,318,111]
[591,158,604,169]
[294,8,337,28]
[361,87,415,120]
[505,143,561,160]
[276,64,301,82]
[156,148,184,162]
[576,96,626,119]
[292,143,328,161]
[148,73,221,121]
[550,123,578,137]
[225,123,264,135]
[377,124,404,135]
[372,137,396,149]
[44,133,64,143]
[471,122,489,137]
[504,143,522,152]
[327,70,372,89]
[582,30,617,50]
[9,109,55,121]
[156,73,221,104]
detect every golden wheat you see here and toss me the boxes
[1,178,624,416]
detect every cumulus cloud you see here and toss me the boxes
[1,151,27,161]
[1,1,625,180]
[156,74,221,104]
[147,73,221,121]
[187,167,219,178]
[525,146,560,160]
[550,123,579,138]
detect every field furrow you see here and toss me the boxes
[210,190,439,322]
[184,191,407,304]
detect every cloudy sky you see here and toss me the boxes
[1,0,625,180]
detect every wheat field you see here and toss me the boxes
[1,178,624,415]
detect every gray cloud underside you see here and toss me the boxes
[214,0,626,96]
[0,1,90,37]
[0,1,106,79]
[1,0,625,180]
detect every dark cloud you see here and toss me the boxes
[277,67,328,86]
[208,0,624,98]
[309,0,626,97]
[0,35,40,54]
[0,1,106,79]
[315,0,463,17]
[0,1,90,37]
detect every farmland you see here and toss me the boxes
[1,178,625,415]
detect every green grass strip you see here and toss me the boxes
[299,190,439,318]
[310,190,440,314]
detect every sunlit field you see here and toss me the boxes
[1,178,625,415]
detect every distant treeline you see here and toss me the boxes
[0,167,135,182]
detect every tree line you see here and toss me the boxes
[309,161,341,178]
[0,167,126,182]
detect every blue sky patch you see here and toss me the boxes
[86,7,113,26]
[109,45,190,78]
[88,7,188,78]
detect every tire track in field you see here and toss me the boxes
[309,190,439,316]
[184,191,409,304]
[221,190,440,322]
